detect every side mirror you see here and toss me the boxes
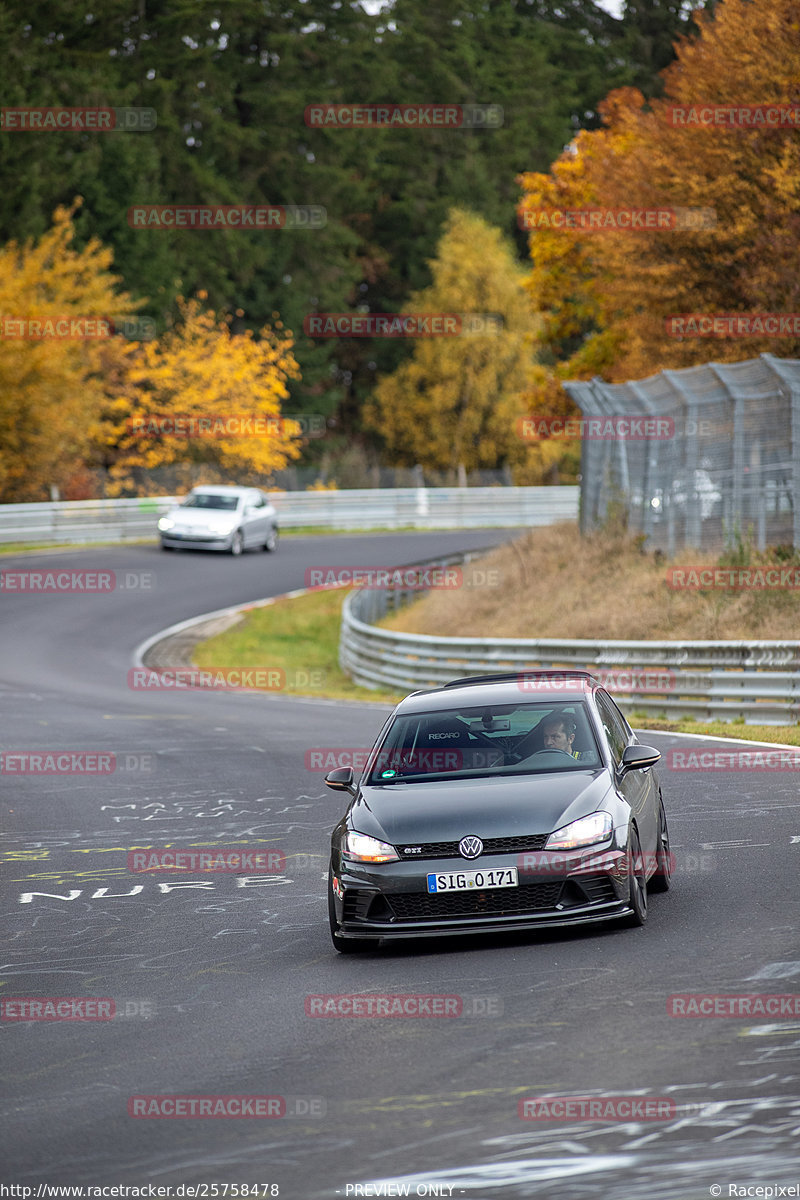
[619,745,661,775]
[325,766,356,795]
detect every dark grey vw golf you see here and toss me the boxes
[325,671,671,952]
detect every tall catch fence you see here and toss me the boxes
[563,354,800,554]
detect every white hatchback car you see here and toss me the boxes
[158,485,279,555]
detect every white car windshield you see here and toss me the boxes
[181,494,239,511]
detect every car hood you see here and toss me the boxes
[349,770,613,845]
[165,507,238,528]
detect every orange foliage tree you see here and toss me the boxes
[518,0,800,431]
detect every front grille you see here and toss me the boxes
[387,882,563,921]
[399,834,549,860]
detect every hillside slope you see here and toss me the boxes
[380,523,800,641]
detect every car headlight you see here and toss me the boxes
[546,811,613,851]
[343,832,399,863]
[157,517,175,531]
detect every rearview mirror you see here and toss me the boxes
[619,745,661,775]
[325,766,356,795]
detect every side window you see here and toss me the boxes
[595,691,629,763]
[607,693,633,742]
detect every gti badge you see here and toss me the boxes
[403,847,423,855]
[459,835,483,859]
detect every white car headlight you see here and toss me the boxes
[546,811,613,851]
[157,517,175,531]
[343,832,399,863]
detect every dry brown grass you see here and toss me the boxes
[380,523,800,641]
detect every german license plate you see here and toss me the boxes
[427,867,518,893]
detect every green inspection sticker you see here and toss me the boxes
[380,770,396,778]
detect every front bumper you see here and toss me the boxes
[160,531,233,551]
[330,845,633,942]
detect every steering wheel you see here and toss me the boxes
[508,747,577,764]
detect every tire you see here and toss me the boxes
[649,797,672,893]
[229,530,244,556]
[328,870,374,954]
[263,525,279,553]
[623,825,648,927]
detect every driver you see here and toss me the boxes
[541,716,579,758]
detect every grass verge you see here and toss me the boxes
[628,716,800,745]
[192,586,405,704]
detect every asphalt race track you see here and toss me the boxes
[2,532,799,1199]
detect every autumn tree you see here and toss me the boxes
[364,210,538,479]
[519,0,800,395]
[0,202,140,502]
[95,294,302,495]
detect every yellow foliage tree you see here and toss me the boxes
[95,295,302,495]
[0,201,140,501]
[364,209,539,480]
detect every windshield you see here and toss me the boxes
[181,493,240,511]
[364,700,601,784]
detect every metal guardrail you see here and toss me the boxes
[339,559,800,724]
[0,486,578,544]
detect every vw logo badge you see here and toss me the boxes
[459,835,483,859]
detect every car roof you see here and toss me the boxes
[394,671,600,714]
[188,485,257,496]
